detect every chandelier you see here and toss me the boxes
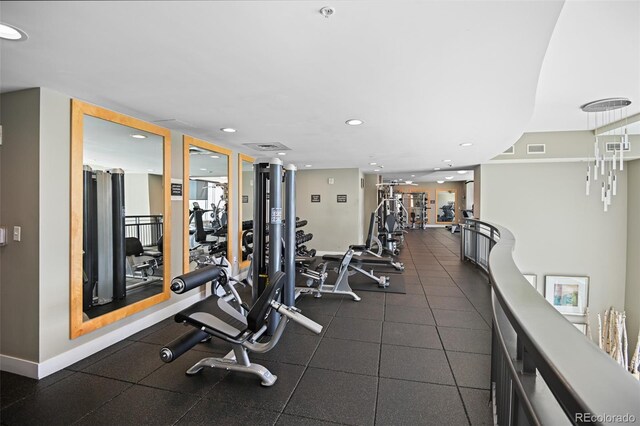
[581,98,632,212]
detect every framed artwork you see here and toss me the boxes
[523,274,537,288]
[544,275,589,314]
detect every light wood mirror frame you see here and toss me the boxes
[435,189,457,225]
[70,99,172,338]
[183,136,233,273]
[238,153,255,270]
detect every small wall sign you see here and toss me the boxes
[337,194,347,203]
[171,183,182,196]
[242,195,249,203]
[311,194,321,203]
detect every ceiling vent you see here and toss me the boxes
[527,144,546,154]
[501,146,514,155]
[606,141,631,152]
[243,142,291,152]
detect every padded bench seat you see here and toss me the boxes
[175,295,248,339]
[322,253,393,265]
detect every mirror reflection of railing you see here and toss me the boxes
[461,219,640,425]
[125,215,163,247]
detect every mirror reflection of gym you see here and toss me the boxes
[184,137,232,272]
[238,154,255,269]
[71,100,171,338]
[436,190,456,224]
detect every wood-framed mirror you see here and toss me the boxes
[70,99,171,338]
[238,153,255,269]
[435,189,456,224]
[183,136,232,272]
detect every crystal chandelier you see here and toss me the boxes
[581,98,632,212]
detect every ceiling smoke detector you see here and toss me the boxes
[320,7,335,18]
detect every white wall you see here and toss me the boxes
[480,162,628,336]
[124,173,151,215]
[295,168,362,252]
[625,159,640,353]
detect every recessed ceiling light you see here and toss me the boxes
[369,162,377,166]
[411,175,416,177]
[210,155,220,159]
[437,180,444,184]
[346,119,364,126]
[305,164,312,168]
[434,167,441,171]
[443,159,452,163]
[220,128,236,133]
[147,169,154,172]
[457,170,467,174]
[459,143,473,147]
[0,23,27,41]
[277,152,287,156]
[405,180,413,184]
[131,134,147,139]
[398,178,404,181]
[200,168,207,171]
[445,176,453,180]
[374,169,380,172]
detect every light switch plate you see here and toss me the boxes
[13,226,21,241]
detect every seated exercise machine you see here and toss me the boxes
[160,266,321,386]
[346,213,404,271]
[124,236,163,287]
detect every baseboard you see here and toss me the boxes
[0,354,39,378]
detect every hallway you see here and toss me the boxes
[0,229,493,426]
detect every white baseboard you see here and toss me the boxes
[1,292,204,379]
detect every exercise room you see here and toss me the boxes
[1,1,639,425]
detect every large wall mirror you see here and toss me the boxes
[436,190,456,224]
[183,136,232,272]
[70,100,171,338]
[238,154,255,269]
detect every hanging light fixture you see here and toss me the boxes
[581,98,632,212]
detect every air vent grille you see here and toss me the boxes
[606,141,631,152]
[243,142,291,152]
[527,144,546,154]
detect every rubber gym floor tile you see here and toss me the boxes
[335,300,384,321]
[284,367,377,426]
[459,387,494,425]
[324,316,383,344]
[381,322,441,350]
[351,290,386,305]
[139,320,195,345]
[177,398,279,425]
[74,384,196,426]
[126,316,174,341]
[439,327,492,354]
[417,269,452,279]
[251,332,321,366]
[379,345,454,385]
[276,414,339,426]
[422,285,465,297]
[189,336,235,356]
[296,294,343,317]
[0,372,130,426]
[207,360,305,413]
[0,369,75,410]
[402,283,426,295]
[66,339,134,371]
[376,378,468,426]
[309,337,380,376]
[384,305,435,325]
[139,350,228,396]
[426,295,476,311]
[420,276,457,287]
[83,341,165,383]
[432,309,490,330]
[385,293,429,308]
[448,351,492,390]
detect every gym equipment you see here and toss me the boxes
[297,250,361,300]
[83,166,127,309]
[160,267,321,386]
[401,192,428,229]
[124,237,162,288]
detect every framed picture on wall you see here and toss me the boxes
[544,275,589,314]
[522,274,537,288]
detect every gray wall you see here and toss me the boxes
[295,168,362,252]
[473,165,482,218]
[480,162,628,336]
[626,159,640,353]
[0,89,41,362]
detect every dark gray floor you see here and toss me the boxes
[0,229,493,425]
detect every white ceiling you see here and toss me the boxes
[1,1,638,183]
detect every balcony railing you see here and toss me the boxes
[125,215,163,247]
[461,218,640,426]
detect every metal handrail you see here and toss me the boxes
[462,218,640,425]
